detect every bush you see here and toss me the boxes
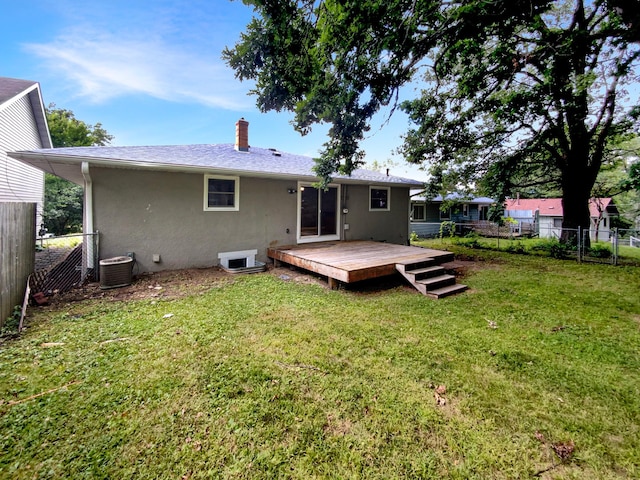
[439,221,456,239]
[456,236,483,249]
[529,239,570,259]
[588,243,612,258]
[505,242,526,255]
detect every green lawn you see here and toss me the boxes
[1,250,639,479]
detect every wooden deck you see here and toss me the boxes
[267,241,454,287]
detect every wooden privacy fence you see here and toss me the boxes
[0,202,36,327]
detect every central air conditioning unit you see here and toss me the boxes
[99,256,133,289]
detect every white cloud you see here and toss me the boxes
[23,28,251,110]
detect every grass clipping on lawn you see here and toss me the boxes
[1,251,639,479]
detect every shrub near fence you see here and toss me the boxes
[412,222,640,266]
[0,202,36,328]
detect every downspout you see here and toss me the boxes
[81,162,95,277]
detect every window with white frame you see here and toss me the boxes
[411,203,426,221]
[462,203,469,217]
[204,175,239,211]
[370,186,390,211]
[440,208,450,220]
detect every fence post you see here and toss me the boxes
[612,227,618,266]
[577,226,581,263]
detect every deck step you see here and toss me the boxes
[396,253,467,298]
[426,283,469,299]
[395,258,435,273]
[416,274,456,290]
[404,265,445,280]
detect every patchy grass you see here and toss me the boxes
[1,253,639,479]
[37,235,82,249]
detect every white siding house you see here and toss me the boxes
[504,197,619,241]
[0,77,52,226]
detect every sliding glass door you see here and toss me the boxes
[298,183,340,242]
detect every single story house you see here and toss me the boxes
[504,197,620,241]
[9,119,423,274]
[0,77,52,226]
[410,193,495,237]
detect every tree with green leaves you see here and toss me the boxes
[47,104,113,148]
[43,105,113,235]
[224,0,640,242]
[43,175,83,235]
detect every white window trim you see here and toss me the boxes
[462,203,469,217]
[369,186,391,211]
[440,208,451,220]
[297,182,341,244]
[411,202,426,222]
[203,174,239,211]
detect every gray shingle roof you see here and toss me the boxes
[24,143,424,186]
[412,193,495,203]
[0,77,37,105]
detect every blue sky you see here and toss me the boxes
[2,0,428,181]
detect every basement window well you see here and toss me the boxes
[217,249,266,274]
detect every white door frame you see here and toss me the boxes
[296,182,341,244]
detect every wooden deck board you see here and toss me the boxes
[267,241,454,284]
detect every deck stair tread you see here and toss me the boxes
[416,274,456,288]
[405,265,444,276]
[426,284,469,299]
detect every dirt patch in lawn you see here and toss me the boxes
[48,264,328,305]
[46,258,483,305]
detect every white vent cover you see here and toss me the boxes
[217,249,257,269]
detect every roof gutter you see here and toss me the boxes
[10,151,423,187]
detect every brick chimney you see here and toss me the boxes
[235,118,249,152]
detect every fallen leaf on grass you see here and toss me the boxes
[99,338,129,345]
[552,440,575,461]
[434,391,446,406]
[41,342,64,347]
[534,431,546,443]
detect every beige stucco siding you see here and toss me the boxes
[342,185,410,244]
[92,167,299,272]
[92,166,411,272]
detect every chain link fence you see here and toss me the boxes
[31,233,99,302]
[410,222,640,266]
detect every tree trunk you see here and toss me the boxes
[560,178,593,248]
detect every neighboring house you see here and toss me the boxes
[410,193,495,237]
[0,77,52,227]
[504,197,620,241]
[9,119,423,273]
